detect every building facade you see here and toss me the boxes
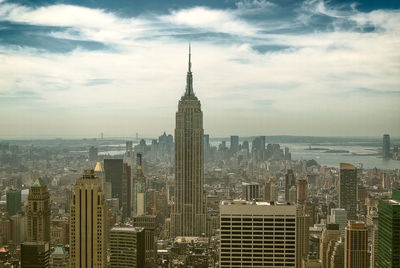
[104,159,123,206]
[383,134,390,159]
[21,241,50,268]
[109,227,145,268]
[133,153,146,216]
[242,182,260,201]
[69,170,108,268]
[344,222,368,268]
[132,215,156,265]
[285,169,296,202]
[6,189,21,216]
[339,163,357,220]
[377,189,400,268]
[26,178,50,242]
[171,47,206,237]
[220,200,296,267]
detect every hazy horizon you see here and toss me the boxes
[1,0,399,137]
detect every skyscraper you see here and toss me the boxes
[6,189,21,216]
[104,159,123,206]
[122,161,132,219]
[132,215,156,265]
[110,227,145,268]
[320,223,341,268]
[219,200,296,267]
[377,189,400,268]
[330,208,347,238]
[126,141,133,155]
[297,178,307,204]
[345,222,368,268]
[230,135,239,153]
[242,182,260,201]
[133,153,146,216]
[26,178,50,242]
[251,136,265,161]
[285,169,296,201]
[339,163,357,220]
[264,177,277,202]
[296,206,311,268]
[383,134,390,159]
[330,240,344,268]
[69,170,108,268]
[21,241,50,268]
[170,46,206,237]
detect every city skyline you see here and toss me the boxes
[0,0,399,138]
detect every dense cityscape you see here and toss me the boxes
[0,49,399,268]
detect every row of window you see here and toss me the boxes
[221,249,295,253]
[221,253,295,257]
[221,218,295,222]
[220,244,295,248]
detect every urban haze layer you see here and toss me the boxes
[1,0,400,268]
[0,49,399,268]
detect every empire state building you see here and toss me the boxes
[171,46,207,237]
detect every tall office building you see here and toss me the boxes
[133,153,146,216]
[122,150,132,219]
[230,135,239,153]
[289,186,297,204]
[220,200,296,267]
[242,140,249,153]
[122,162,131,218]
[104,159,123,207]
[110,227,145,268]
[26,178,50,242]
[330,240,344,268]
[345,222,368,268]
[296,206,311,268]
[94,157,111,200]
[285,169,296,201]
[251,136,265,161]
[69,170,108,268]
[383,134,390,159]
[339,163,357,220]
[126,141,133,155]
[11,213,26,244]
[330,208,347,238]
[377,189,400,268]
[242,182,260,201]
[21,241,50,268]
[320,224,341,268]
[171,46,206,237]
[297,178,307,204]
[6,189,21,216]
[264,177,277,202]
[132,215,156,264]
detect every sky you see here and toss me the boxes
[0,0,399,138]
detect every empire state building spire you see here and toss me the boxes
[185,44,195,98]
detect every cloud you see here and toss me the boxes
[351,9,400,32]
[0,2,147,43]
[0,1,399,137]
[236,0,276,10]
[354,88,400,96]
[162,6,258,36]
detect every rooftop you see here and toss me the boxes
[32,177,46,187]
